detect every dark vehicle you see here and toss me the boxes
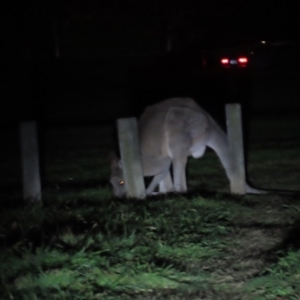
[129,38,300,118]
[202,40,300,79]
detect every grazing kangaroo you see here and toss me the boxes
[110,97,266,197]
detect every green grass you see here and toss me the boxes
[0,117,300,299]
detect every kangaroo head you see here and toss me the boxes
[109,153,126,197]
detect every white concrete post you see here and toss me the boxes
[117,118,146,199]
[225,104,246,194]
[20,121,42,201]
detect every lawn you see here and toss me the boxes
[0,116,300,300]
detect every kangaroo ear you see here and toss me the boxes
[108,151,120,168]
[118,159,123,169]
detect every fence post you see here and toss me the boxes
[225,103,246,194]
[117,117,146,199]
[20,121,42,201]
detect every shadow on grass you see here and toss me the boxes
[262,218,300,264]
[44,179,110,190]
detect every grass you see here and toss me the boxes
[0,117,300,299]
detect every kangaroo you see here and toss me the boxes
[110,97,266,197]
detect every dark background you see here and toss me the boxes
[2,0,300,125]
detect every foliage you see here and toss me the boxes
[0,121,300,299]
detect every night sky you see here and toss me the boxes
[2,0,300,59]
[2,0,300,123]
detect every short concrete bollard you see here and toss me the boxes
[20,121,42,201]
[225,103,246,195]
[117,117,146,199]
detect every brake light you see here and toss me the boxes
[238,57,248,64]
[221,58,229,65]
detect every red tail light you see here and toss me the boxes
[238,57,248,64]
[221,58,229,65]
